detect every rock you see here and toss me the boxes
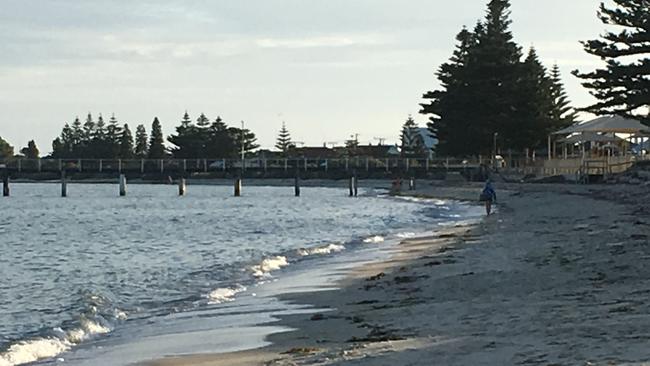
[310,313,325,321]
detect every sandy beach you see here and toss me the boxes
[142,181,650,366]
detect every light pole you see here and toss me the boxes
[240,120,245,173]
[493,132,499,171]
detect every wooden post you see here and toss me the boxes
[119,174,127,196]
[354,174,358,197]
[179,177,186,196]
[61,170,67,197]
[2,172,9,197]
[547,135,552,160]
[99,159,103,173]
[141,159,145,174]
[294,175,300,197]
[234,178,242,197]
[349,176,354,197]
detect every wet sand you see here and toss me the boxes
[143,182,650,365]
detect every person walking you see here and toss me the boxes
[480,179,496,215]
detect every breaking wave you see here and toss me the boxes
[207,286,247,305]
[0,317,112,366]
[251,256,289,278]
[297,243,345,256]
[363,235,385,243]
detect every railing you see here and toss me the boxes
[0,157,487,174]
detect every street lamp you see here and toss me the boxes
[241,120,245,173]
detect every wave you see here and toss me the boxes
[207,285,247,305]
[363,235,385,243]
[297,243,345,256]
[0,317,112,366]
[396,232,416,239]
[251,256,289,278]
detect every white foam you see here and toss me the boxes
[251,256,289,278]
[0,319,112,366]
[298,243,345,256]
[207,285,246,304]
[363,235,385,244]
[0,338,71,366]
[396,232,416,239]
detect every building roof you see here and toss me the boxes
[553,115,650,135]
[559,132,623,144]
[417,128,438,148]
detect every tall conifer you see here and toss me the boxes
[134,124,149,158]
[573,0,649,124]
[148,117,166,159]
[275,122,293,155]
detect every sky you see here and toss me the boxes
[0,0,609,153]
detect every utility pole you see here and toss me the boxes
[241,120,245,174]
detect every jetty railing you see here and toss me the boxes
[0,157,486,174]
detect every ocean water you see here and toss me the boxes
[0,183,482,366]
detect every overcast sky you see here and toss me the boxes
[0,0,608,153]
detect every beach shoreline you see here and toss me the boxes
[140,181,650,366]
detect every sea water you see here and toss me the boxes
[0,183,482,365]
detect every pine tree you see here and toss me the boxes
[20,140,39,159]
[421,27,477,156]
[54,123,75,158]
[81,113,96,156]
[92,114,108,158]
[107,114,123,158]
[421,0,557,155]
[70,117,83,155]
[468,0,524,152]
[52,138,64,158]
[0,136,14,159]
[205,116,234,158]
[197,113,210,128]
[516,47,555,148]
[134,124,149,158]
[400,116,425,157]
[228,122,259,158]
[275,122,293,155]
[148,117,166,159]
[119,124,134,159]
[549,64,577,129]
[573,0,649,125]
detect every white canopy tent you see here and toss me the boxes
[553,115,650,135]
[549,116,650,159]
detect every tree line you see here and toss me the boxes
[420,0,648,157]
[48,112,258,160]
[420,0,577,156]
